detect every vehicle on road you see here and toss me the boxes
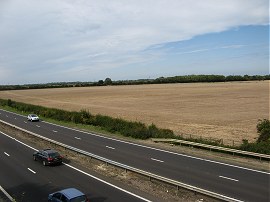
[27,114,39,121]
[33,149,62,166]
[48,188,89,202]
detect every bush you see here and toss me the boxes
[257,119,270,143]
[238,119,270,154]
[0,99,176,140]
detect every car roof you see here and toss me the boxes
[42,149,57,154]
[59,188,84,199]
[29,114,38,116]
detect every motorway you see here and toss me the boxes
[0,130,154,202]
[0,109,269,202]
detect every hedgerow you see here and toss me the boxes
[1,99,269,154]
[0,99,173,140]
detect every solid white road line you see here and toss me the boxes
[2,109,267,175]
[106,146,115,150]
[219,175,239,182]
[27,168,36,174]
[0,130,152,202]
[0,185,14,201]
[32,114,269,175]
[4,152,10,157]
[0,131,38,152]
[151,158,164,163]
[74,137,81,140]
[64,163,152,202]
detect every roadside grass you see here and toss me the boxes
[0,105,132,141]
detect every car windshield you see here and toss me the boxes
[70,195,87,202]
[49,152,60,158]
[31,114,38,117]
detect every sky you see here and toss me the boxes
[0,0,269,85]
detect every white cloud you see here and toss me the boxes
[0,0,268,84]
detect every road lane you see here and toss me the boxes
[0,130,153,202]
[0,109,269,201]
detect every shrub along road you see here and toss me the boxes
[0,109,269,202]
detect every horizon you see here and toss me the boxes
[0,0,269,85]
[0,74,268,86]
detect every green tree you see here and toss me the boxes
[257,119,270,143]
[97,80,104,85]
[104,78,112,85]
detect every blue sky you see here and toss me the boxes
[0,0,269,84]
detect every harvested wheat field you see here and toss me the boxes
[0,81,269,145]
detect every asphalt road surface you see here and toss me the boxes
[0,130,154,202]
[0,109,269,202]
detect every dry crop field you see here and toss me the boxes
[0,81,268,145]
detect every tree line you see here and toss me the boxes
[0,74,269,91]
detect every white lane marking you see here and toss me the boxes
[14,118,16,120]
[219,176,239,182]
[4,152,10,157]
[1,109,269,175]
[24,121,27,124]
[53,130,58,133]
[28,168,36,174]
[36,125,40,127]
[5,115,8,117]
[151,158,164,163]
[0,131,38,152]
[0,130,152,202]
[0,185,14,201]
[106,146,115,150]
[64,163,152,202]
[74,137,81,140]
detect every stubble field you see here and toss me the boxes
[0,81,268,145]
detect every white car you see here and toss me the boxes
[27,114,39,122]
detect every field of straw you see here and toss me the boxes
[0,81,268,145]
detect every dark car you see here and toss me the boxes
[48,188,89,202]
[33,149,62,166]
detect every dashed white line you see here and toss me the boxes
[106,146,115,150]
[151,158,164,163]
[36,125,40,127]
[5,115,8,117]
[74,137,81,140]
[0,130,151,202]
[28,168,36,174]
[14,118,16,120]
[219,175,239,182]
[4,152,10,157]
[24,121,27,124]
[53,130,58,133]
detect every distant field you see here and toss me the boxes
[0,81,268,145]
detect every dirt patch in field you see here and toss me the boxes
[0,81,268,145]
